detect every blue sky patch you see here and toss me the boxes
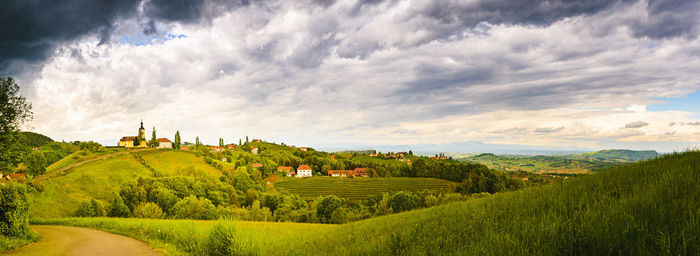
[648,90,700,118]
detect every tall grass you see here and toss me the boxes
[33,151,700,255]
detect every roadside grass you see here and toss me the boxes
[30,154,151,218]
[33,151,700,255]
[0,234,39,252]
[274,177,455,200]
[32,218,337,256]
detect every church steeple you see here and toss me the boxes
[140,119,145,130]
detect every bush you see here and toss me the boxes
[389,191,418,213]
[133,202,165,219]
[108,193,131,217]
[172,195,216,220]
[317,195,342,224]
[208,222,239,256]
[0,183,33,237]
[75,200,96,217]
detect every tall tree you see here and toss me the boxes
[245,136,249,145]
[0,77,32,171]
[195,136,200,151]
[239,138,242,146]
[219,138,224,147]
[150,127,159,148]
[174,131,181,149]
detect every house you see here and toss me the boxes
[252,139,260,142]
[6,173,26,182]
[300,147,308,151]
[353,168,368,177]
[329,155,335,159]
[296,165,312,177]
[227,145,236,149]
[286,171,295,177]
[252,163,262,168]
[328,170,348,177]
[119,136,136,147]
[32,147,41,151]
[157,138,172,149]
[439,156,448,160]
[522,177,529,181]
[210,146,223,152]
[369,153,378,157]
[180,146,189,151]
[278,166,293,172]
[396,152,408,157]
[251,147,259,155]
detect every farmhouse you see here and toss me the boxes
[227,145,236,149]
[300,147,308,151]
[296,165,313,177]
[210,146,223,152]
[353,168,368,177]
[328,170,349,177]
[251,147,259,155]
[278,166,293,172]
[157,138,172,149]
[118,136,136,147]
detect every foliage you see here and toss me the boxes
[389,191,418,213]
[275,177,454,201]
[0,77,33,171]
[149,127,159,148]
[24,150,47,175]
[75,199,106,217]
[78,141,106,153]
[108,193,131,218]
[317,195,342,224]
[0,183,34,237]
[172,195,217,220]
[174,130,181,149]
[133,202,165,219]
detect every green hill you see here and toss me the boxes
[30,150,223,218]
[37,151,700,255]
[575,149,659,162]
[274,177,455,200]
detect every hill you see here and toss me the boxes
[30,150,223,218]
[36,151,700,255]
[572,149,659,162]
[274,177,455,200]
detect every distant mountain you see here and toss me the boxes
[569,149,659,162]
[322,141,592,155]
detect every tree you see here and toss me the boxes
[0,77,32,171]
[409,150,413,155]
[389,191,418,213]
[245,136,249,145]
[76,200,96,217]
[239,138,242,146]
[24,151,47,176]
[0,183,33,237]
[219,138,224,148]
[196,136,201,151]
[174,131,181,149]
[316,195,342,224]
[133,202,165,219]
[150,127,159,148]
[108,193,131,217]
[172,195,216,220]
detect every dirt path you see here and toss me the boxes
[1,225,161,256]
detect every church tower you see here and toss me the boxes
[138,120,147,147]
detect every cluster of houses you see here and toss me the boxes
[118,121,172,149]
[277,165,368,178]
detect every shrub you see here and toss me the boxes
[91,199,106,217]
[317,195,342,224]
[172,195,216,220]
[208,222,239,256]
[75,200,96,217]
[0,183,33,237]
[133,202,165,219]
[108,193,131,217]
[389,191,418,213]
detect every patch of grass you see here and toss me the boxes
[32,218,337,256]
[274,177,455,200]
[0,234,39,252]
[140,150,223,177]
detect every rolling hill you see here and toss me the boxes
[36,150,699,255]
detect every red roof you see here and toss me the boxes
[157,138,171,142]
[353,168,366,172]
[180,147,189,150]
[227,145,236,148]
[329,155,335,159]
[297,164,312,170]
[252,163,262,168]
[120,136,136,142]
[278,166,293,171]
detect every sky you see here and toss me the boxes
[2,0,700,153]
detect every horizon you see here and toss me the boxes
[3,0,700,153]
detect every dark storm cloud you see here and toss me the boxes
[0,0,250,75]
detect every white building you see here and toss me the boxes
[296,165,313,177]
[157,138,173,149]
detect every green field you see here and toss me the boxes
[274,177,456,200]
[35,151,700,255]
[139,150,223,176]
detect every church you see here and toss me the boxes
[118,121,148,148]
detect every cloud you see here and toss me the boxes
[625,121,649,128]
[535,126,564,133]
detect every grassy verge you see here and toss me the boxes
[0,233,39,252]
[31,218,336,256]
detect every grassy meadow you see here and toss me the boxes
[34,151,700,255]
[274,177,455,200]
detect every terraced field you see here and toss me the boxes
[274,177,456,200]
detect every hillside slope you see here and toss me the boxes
[38,151,700,255]
[30,150,223,218]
